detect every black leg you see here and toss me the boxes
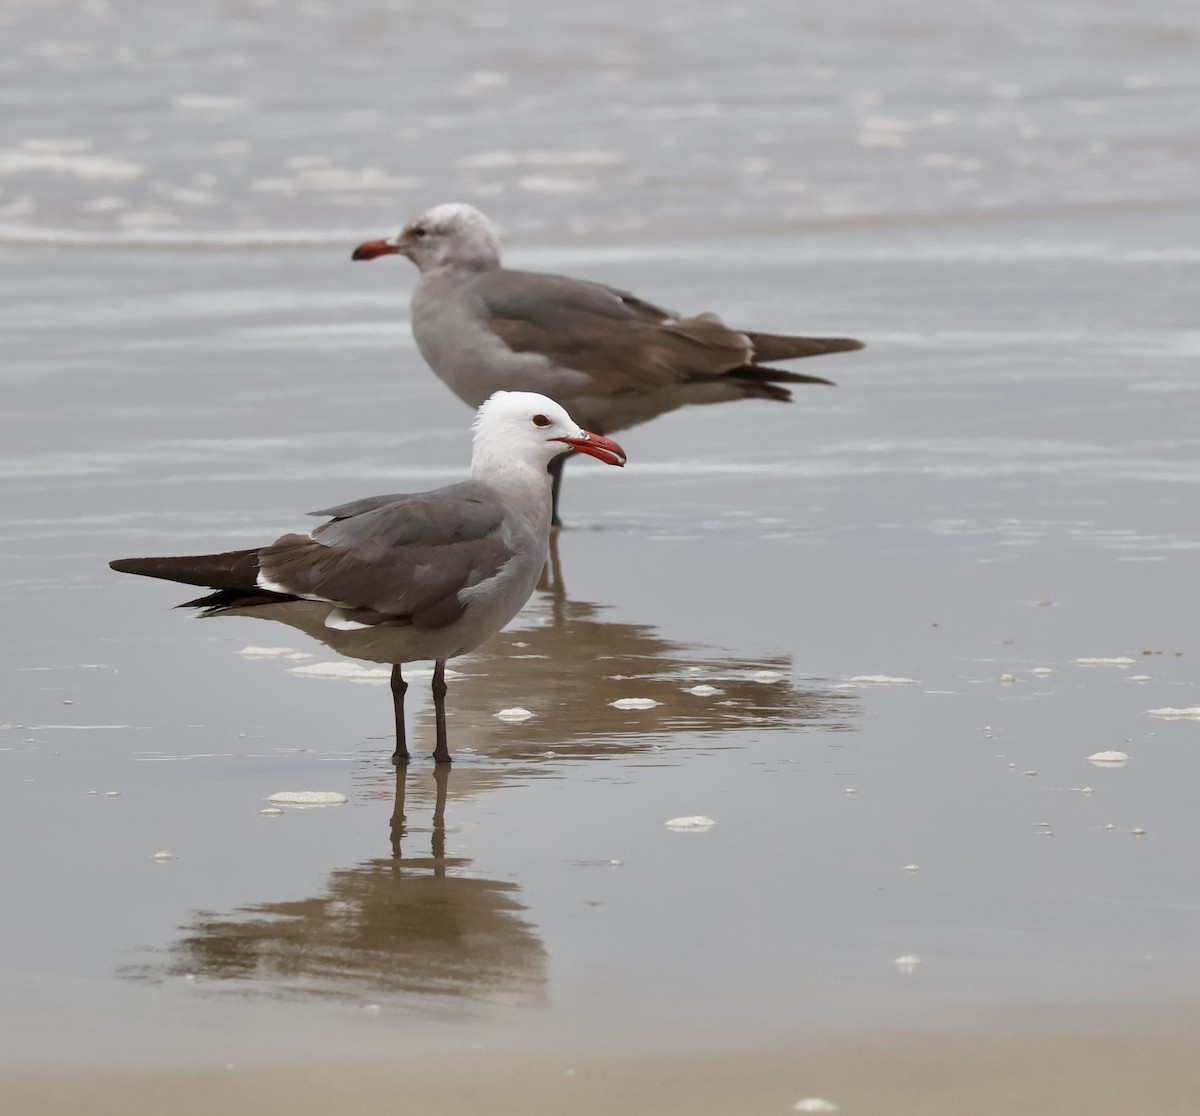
[430,659,451,763]
[548,455,565,528]
[390,664,410,764]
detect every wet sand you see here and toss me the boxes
[4,223,1198,1103]
[8,1009,1200,1116]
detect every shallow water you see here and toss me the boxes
[2,0,1200,1083]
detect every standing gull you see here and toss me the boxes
[353,202,863,522]
[109,391,626,763]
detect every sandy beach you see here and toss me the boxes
[9,1009,1200,1116]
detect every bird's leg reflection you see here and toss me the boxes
[390,664,410,764]
[535,528,568,608]
[547,455,565,529]
[431,660,451,763]
[389,760,408,858]
[389,762,451,866]
[432,763,449,867]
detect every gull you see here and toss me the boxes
[352,202,863,522]
[109,391,626,763]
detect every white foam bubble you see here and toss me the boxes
[238,645,311,659]
[266,791,347,807]
[665,815,715,831]
[289,662,390,684]
[1146,707,1200,719]
[610,697,660,710]
[845,675,917,685]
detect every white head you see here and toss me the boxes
[352,203,502,273]
[470,391,626,480]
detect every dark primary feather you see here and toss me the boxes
[109,549,262,592]
[724,364,837,392]
[109,550,284,616]
[175,586,293,615]
[743,330,865,363]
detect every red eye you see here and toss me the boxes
[532,413,552,428]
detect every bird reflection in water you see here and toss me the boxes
[239,535,856,765]
[124,765,548,1011]
[124,543,855,1007]
[385,534,859,765]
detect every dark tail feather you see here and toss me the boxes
[744,331,865,363]
[731,380,794,402]
[176,586,291,615]
[109,548,262,592]
[728,363,837,392]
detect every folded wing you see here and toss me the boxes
[475,269,858,398]
[112,481,515,631]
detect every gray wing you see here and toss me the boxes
[478,269,680,324]
[264,481,514,629]
[307,493,413,520]
[470,269,752,395]
[469,270,861,396]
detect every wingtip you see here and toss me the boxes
[743,330,866,363]
[817,337,865,354]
